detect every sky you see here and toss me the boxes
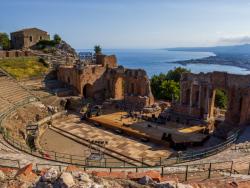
[1,0,250,49]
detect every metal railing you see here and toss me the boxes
[1,119,240,168]
[2,157,249,183]
[0,95,241,168]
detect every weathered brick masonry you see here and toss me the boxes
[57,54,154,108]
[172,71,250,127]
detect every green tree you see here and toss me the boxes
[150,67,189,101]
[0,33,10,50]
[215,89,228,109]
[94,45,102,54]
[151,73,167,98]
[166,67,190,82]
[53,34,61,44]
[159,80,180,100]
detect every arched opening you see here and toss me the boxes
[114,77,124,100]
[213,89,228,124]
[131,83,135,94]
[83,84,93,98]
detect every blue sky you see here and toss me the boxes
[1,0,250,49]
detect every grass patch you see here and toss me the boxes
[0,56,48,80]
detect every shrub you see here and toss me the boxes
[36,40,56,49]
[53,34,61,44]
[215,89,228,109]
[0,33,10,50]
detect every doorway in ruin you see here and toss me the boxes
[212,89,228,123]
[114,77,125,100]
[83,84,93,98]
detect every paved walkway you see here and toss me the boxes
[53,114,171,160]
[0,135,62,169]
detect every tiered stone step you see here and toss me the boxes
[0,97,13,116]
[0,76,34,108]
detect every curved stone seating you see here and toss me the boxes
[0,76,35,115]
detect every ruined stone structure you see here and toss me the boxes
[172,71,250,127]
[11,28,50,49]
[0,50,33,59]
[57,54,154,109]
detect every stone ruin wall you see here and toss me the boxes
[0,50,34,59]
[57,54,154,108]
[105,67,154,108]
[172,71,250,127]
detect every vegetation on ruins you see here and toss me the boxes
[0,57,48,80]
[0,33,10,50]
[151,67,228,108]
[36,34,62,50]
[215,89,228,109]
[94,45,102,54]
[151,67,190,101]
[53,34,62,44]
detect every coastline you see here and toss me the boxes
[171,53,250,71]
[77,49,250,75]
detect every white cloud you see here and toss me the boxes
[217,36,250,45]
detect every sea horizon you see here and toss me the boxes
[77,48,250,77]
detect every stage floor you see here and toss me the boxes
[90,111,207,144]
[53,114,172,164]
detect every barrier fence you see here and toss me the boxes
[1,156,250,182]
[1,126,240,168]
[0,96,242,169]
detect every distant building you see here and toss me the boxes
[10,28,50,49]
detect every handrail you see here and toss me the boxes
[0,94,241,168]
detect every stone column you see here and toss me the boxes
[198,84,202,108]
[179,83,182,105]
[189,83,193,114]
[206,86,210,119]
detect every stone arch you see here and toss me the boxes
[210,88,229,121]
[83,83,93,98]
[114,77,124,100]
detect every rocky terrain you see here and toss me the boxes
[53,40,78,59]
[2,163,250,188]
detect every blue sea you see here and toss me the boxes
[78,49,250,78]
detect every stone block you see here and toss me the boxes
[127,170,161,182]
[92,171,127,179]
[0,50,6,58]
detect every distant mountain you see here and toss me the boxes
[167,44,250,55]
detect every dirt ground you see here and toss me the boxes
[40,128,89,156]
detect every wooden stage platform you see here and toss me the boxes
[88,112,208,147]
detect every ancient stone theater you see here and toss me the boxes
[57,54,154,109]
[170,71,250,129]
